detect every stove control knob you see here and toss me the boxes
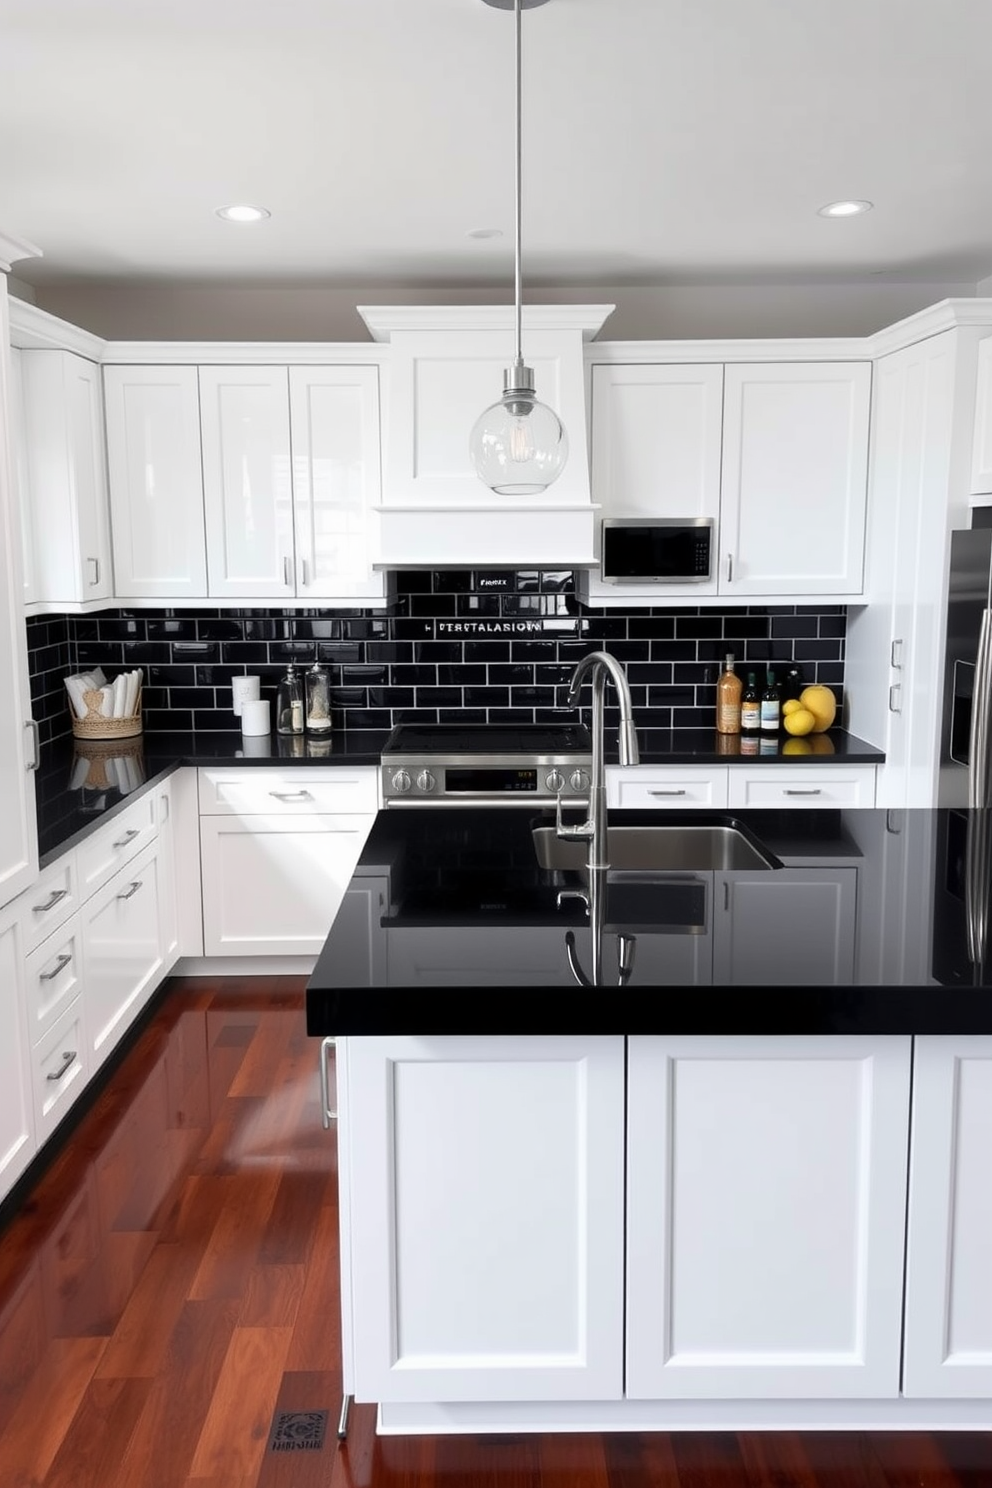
[390,769,412,794]
[545,768,565,793]
[416,769,437,793]
[569,768,591,794]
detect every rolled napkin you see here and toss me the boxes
[123,669,142,717]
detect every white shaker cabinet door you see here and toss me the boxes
[104,365,208,598]
[200,366,295,599]
[903,1036,992,1397]
[626,1033,911,1399]
[289,366,388,602]
[81,841,164,1068]
[720,362,870,596]
[340,1033,625,1404]
[0,907,35,1201]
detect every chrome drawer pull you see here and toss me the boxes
[113,828,140,848]
[33,888,68,914]
[784,788,822,796]
[320,1036,336,1127]
[47,1051,75,1082]
[269,789,314,802]
[39,952,72,982]
[117,880,142,900]
[649,789,686,797]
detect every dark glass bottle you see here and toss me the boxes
[741,672,760,732]
[760,669,780,733]
[780,665,805,703]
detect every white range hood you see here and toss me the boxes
[359,304,614,568]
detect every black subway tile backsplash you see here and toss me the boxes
[26,574,848,740]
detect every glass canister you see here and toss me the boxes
[305,661,332,735]
[276,664,304,736]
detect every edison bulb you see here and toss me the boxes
[470,394,568,496]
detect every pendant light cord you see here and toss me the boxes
[514,0,523,370]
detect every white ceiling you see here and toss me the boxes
[3,0,992,293]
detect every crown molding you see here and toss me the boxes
[865,298,992,359]
[0,231,41,275]
[586,336,871,364]
[7,297,107,359]
[99,340,387,365]
[357,304,616,342]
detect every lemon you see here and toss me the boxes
[782,698,804,717]
[799,684,837,733]
[783,707,816,736]
[782,737,813,756]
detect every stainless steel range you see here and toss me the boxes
[380,723,593,807]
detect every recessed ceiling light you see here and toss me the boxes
[467,227,504,240]
[817,200,873,218]
[215,204,271,223]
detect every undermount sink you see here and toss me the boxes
[532,821,780,874]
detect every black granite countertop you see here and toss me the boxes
[35,729,389,865]
[612,727,884,766]
[306,804,992,1034]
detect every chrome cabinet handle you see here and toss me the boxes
[24,718,40,772]
[649,789,686,797]
[113,828,140,848]
[269,789,314,802]
[726,553,734,583]
[890,638,904,668]
[888,683,902,713]
[301,559,310,587]
[87,556,100,586]
[283,556,292,587]
[39,952,72,982]
[117,880,142,900]
[47,1051,75,1082]
[320,1036,336,1127]
[784,788,822,796]
[33,887,68,914]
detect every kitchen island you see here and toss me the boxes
[306,804,992,1435]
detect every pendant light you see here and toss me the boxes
[470,0,568,496]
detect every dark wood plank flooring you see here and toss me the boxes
[0,973,989,1487]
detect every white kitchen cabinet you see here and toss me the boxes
[81,839,164,1067]
[0,905,36,1199]
[156,775,179,969]
[581,362,724,604]
[727,765,876,810]
[7,348,37,606]
[903,1036,992,1398]
[103,365,208,599]
[339,1033,625,1403]
[969,336,992,493]
[719,362,870,596]
[712,867,858,985]
[626,1033,911,1399]
[18,349,113,605]
[607,765,729,809]
[18,851,78,955]
[76,789,158,899]
[23,914,84,1048]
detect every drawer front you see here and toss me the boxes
[24,918,83,1046]
[198,766,379,816]
[20,853,78,954]
[32,997,88,1145]
[607,767,729,810]
[76,793,158,900]
[82,841,163,1065]
[727,767,876,810]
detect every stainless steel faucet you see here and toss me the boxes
[555,649,639,871]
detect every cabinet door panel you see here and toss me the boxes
[0,911,35,1198]
[627,1034,911,1399]
[289,366,387,602]
[104,366,207,597]
[721,362,870,595]
[904,1036,992,1397]
[82,842,163,1064]
[342,1034,624,1402]
[200,367,294,598]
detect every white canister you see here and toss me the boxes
[241,698,270,736]
[231,675,261,717]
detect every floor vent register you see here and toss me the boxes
[267,1410,329,1453]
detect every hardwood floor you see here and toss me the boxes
[1,974,990,1488]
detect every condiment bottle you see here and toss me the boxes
[760,669,780,733]
[276,664,304,736]
[741,672,760,732]
[305,661,331,735]
[716,653,742,735]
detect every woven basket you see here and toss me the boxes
[71,687,143,741]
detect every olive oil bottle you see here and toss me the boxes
[716,653,742,734]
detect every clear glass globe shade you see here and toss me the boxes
[470,395,569,496]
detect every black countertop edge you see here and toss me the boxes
[305,985,992,1038]
[608,728,885,766]
[36,729,390,867]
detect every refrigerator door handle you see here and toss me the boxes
[969,607,992,810]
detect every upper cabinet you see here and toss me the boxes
[580,358,871,605]
[969,335,992,495]
[18,349,113,607]
[103,365,207,599]
[105,362,389,606]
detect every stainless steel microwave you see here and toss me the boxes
[600,518,714,584]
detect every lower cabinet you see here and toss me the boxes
[80,840,164,1067]
[0,908,36,1195]
[903,1036,992,1397]
[626,1034,911,1399]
